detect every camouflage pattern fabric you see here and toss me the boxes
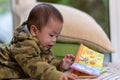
[0,25,63,80]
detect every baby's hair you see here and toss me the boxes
[27,3,63,31]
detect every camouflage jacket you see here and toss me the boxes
[0,24,63,80]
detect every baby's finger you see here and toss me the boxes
[71,73,78,78]
[67,74,76,80]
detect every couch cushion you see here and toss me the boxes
[54,4,114,53]
[52,42,80,59]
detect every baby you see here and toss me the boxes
[0,3,77,80]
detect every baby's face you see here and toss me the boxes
[36,18,63,50]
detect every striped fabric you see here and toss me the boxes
[97,63,120,80]
[76,63,120,80]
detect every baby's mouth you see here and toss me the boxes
[45,45,53,49]
[47,45,53,48]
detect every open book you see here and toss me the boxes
[70,44,104,76]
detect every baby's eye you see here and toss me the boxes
[49,34,54,37]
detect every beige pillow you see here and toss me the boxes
[54,4,114,53]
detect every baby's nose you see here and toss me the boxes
[52,37,57,42]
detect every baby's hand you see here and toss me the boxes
[61,54,75,70]
[59,73,77,80]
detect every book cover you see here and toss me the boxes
[70,44,104,76]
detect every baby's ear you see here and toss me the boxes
[30,25,38,36]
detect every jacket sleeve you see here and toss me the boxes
[10,39,63,80]
[45,49,65,72]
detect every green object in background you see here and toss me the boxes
[52,42,80,59]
